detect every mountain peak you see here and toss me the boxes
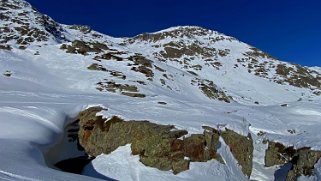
[0,0,66,50]
[154,25,213,34]
[0,0,31,9]
[128,25,232,43]
[1,0,320,96]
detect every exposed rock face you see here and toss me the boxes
[191,78,232,103]
[159,43,216,59]
[78,106,107,149]
[61,40,109,55]
[78,107,253,176]
[275,64,321,89]
[221,128,253,177]
[128,26,222,43]
[78,106,192,173]
[265,141,321,181]
[0,0,66,48]
[287,148,321,181]
[69,25,91,34]
[265,141,295,167]
[96,81,146,98]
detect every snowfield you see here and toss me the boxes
[0,0,321,180]
[0,67,320,181]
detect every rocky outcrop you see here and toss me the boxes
[265,141,321,181]
[78,107,253,176]
[287,148,321,181]
[221,128,253,177]
[79,107,202,173]
[61,40,109,55]
[191,78,232,103]
[69,25,91,34]
[265,141,295,167]
[95,81,146,98]
[79,107,191,173]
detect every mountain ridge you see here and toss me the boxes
[1,0,320,104]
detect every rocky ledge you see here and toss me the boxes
[78,106,253,177]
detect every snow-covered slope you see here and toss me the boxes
[0,0,321,180]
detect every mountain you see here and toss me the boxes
[0,0,321,181]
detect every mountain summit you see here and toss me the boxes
[0,0,321,181]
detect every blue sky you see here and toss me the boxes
[26,0,321,66]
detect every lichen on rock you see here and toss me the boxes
[78,107,231,174]
[78,107,191,173]
[221,128,253,177]
[265,141,295,167]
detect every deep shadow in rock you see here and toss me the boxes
[55,156,94,174]
[274,162,292,181]
[48,118,113,180]
[53,119,94,175]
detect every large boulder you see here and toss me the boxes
[78,107,252,176]
[78,107,192,173]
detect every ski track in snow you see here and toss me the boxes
[0,171,40,181]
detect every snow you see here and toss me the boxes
[0,0,320,180]
[83,144,244,181]
[250,132,278,181]
[0,80,320,180]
